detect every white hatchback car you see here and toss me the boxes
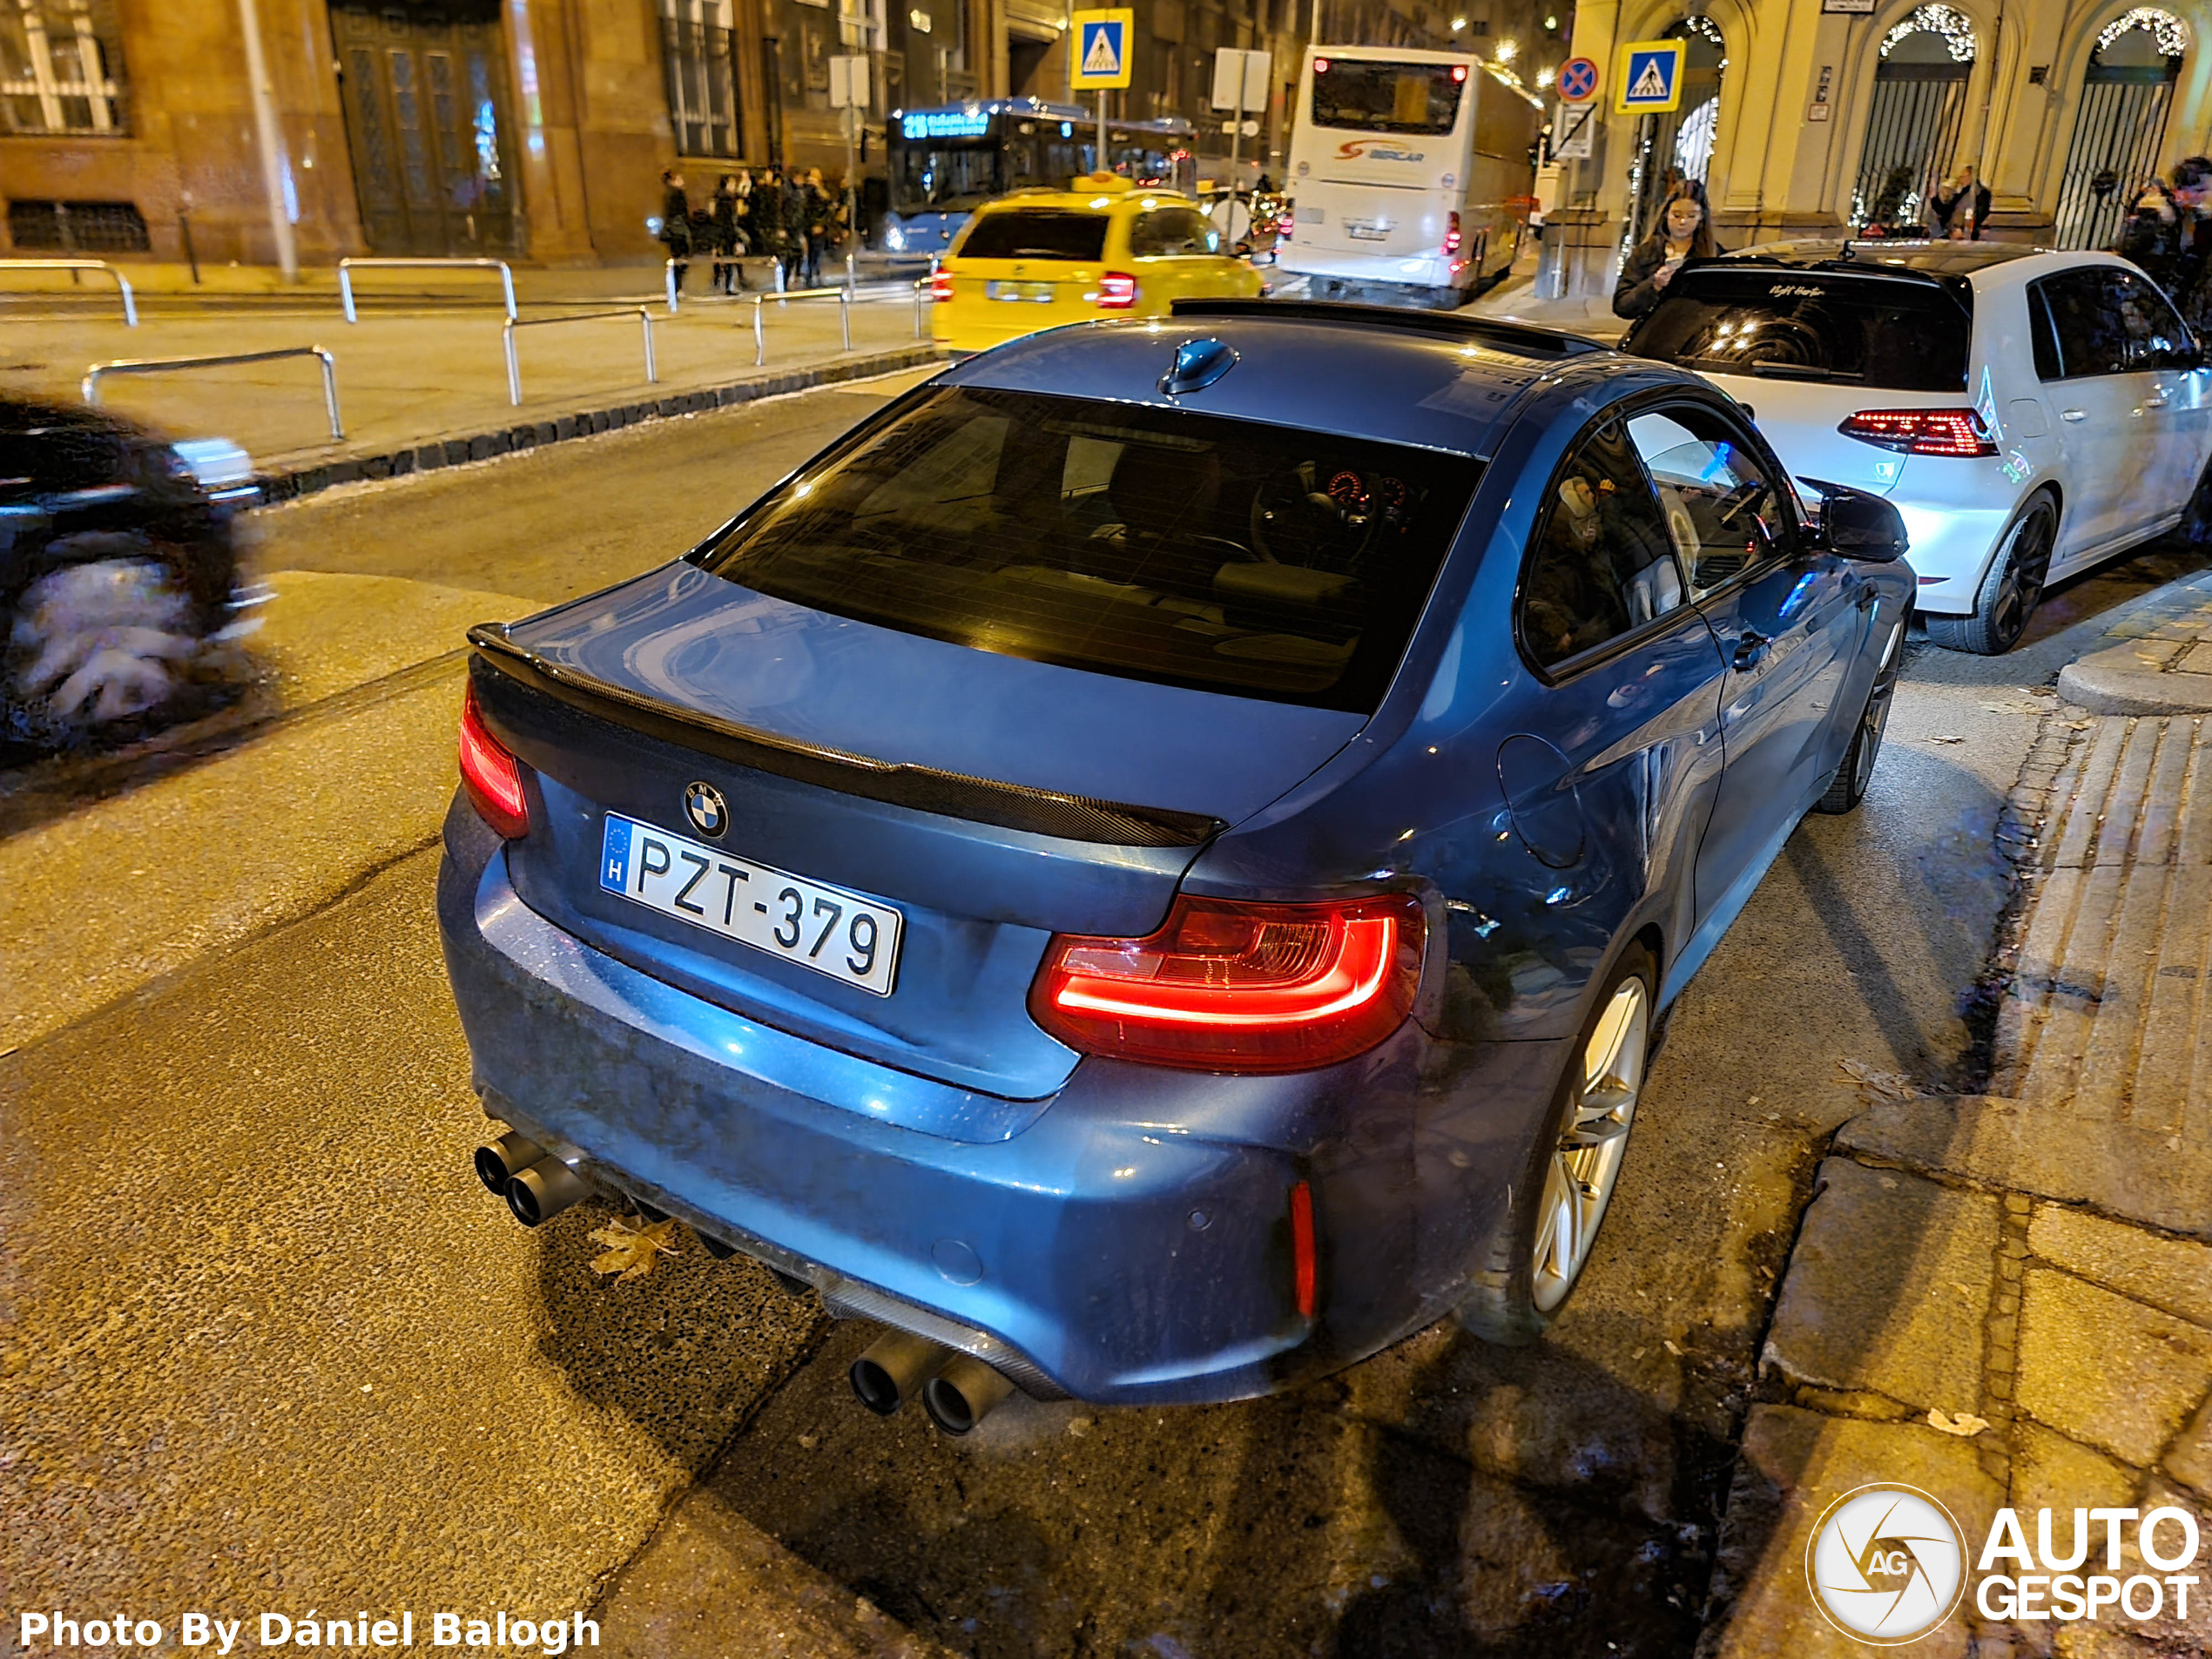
[1619,239,2212,652]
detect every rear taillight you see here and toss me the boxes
[1096,272,1137,309]
[929,269,955,303]
[1443,210,1462,259]
[1281,198,1294,239]
[1838,408,1999,457]
[1028,894,1424,1072]
[458,684,529,839]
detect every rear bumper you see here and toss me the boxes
[1889,482,2024,616]
[435,797,1562,1406]
[1275,246,1462,292]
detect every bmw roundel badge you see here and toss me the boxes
[684,780,728,837]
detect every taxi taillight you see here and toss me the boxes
[1096,272,1137,309]
[929,270,955,303]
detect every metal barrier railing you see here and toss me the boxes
[0,258,138,326]
[667,255,791,312]
[81,346,342,441]
[912,279,930,341]
[340,257,516,323]
[503,307,656,407]
[745,287,850,366]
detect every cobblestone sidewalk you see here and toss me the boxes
[1698,705,2212,1658]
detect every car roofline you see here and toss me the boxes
[1168,298,1612,361]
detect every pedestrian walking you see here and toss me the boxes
[658,168,694,293]
[748,168,786,287]
[780,172,811,290]
[1614,181,1723,320]
[710,172,747,293]
[1928,164,1991,239]
[2119,156,2212,334]
[802,167,833,288]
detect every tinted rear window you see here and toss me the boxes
[697,387,1482,712]
[1310,59,1465,134]
[955,211,1109,261]
[1622,271,1972,392]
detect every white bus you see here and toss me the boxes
[1277,46,1539,310]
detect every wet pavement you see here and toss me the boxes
[3,368,2209,1656]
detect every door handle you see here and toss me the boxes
[2061,408,2088,421]
[1732,630,1771,671]
[1857,581,1879,610]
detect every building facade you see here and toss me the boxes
[1545,0,2212,295]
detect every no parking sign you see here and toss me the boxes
[1557,56,1600,102]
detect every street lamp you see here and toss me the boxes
[1495,37,1518,60]
[1450,16,1467,30]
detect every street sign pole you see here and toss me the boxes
[1097,91,1107,175]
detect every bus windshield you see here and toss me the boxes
[894,142,1001,214]
[1311,59,1466,134]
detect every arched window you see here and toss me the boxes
[2054,9,2188,248]
[1851,5,1978,232]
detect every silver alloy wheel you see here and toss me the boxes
[1530,974,1650,1313]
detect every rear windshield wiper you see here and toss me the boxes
[1746,361,1864,381]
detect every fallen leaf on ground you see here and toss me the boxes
[1981,699,2045,715]
[1839,1058,1919,1101]
[2067,719,2094,730]
[588,1216,682,1282]
[1662,1339,1683,1357]
[1926,734,1966,745]
[1926,1408,1989,1437]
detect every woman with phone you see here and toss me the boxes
[1614,182,1723,320]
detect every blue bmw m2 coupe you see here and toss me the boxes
[437,300,1912,1433]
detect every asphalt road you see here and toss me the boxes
[4,374,2205,1657]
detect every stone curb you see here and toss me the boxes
[1838,1095,2212,1242]
[2054,638,2212,715]
[248,344,945,509]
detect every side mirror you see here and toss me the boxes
[1801,477,1910,563]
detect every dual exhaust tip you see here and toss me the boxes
[474,1134,1016,1433]
[475,1130,589,1228]
[850,1329,1016,1435]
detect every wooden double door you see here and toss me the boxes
[332,1,521,256]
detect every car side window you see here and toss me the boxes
[1130,208,1220,258]
[2106,269,2198,371]
[2028,286,2064,381]
[2034,270,2129,378]
[1626,406,1794,598]
[1518,420,1689,671]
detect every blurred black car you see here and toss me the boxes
[1,395,254,753]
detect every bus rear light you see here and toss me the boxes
[1443,211,1463,257]
[1096,272,1138,309]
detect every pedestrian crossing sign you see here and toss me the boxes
[1614,40,1684,113]
[1071,9,1134,90]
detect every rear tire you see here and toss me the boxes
[1816,609,1907,814]
[1458,944,1656,1346]
[1925,498,2055,656]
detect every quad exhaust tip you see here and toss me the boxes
[505,1156,590,1228]
[849,1332,1017,1433]
[475,1130,544,1196]
[922,1353,1016,1435]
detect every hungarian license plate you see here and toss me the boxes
[598,813,902,996]
[1345,220,1391,242]
[987,280,1056,302]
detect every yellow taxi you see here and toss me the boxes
[929,174,1264,354]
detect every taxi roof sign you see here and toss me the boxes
[1613,39,1684,113]
[1072,9,1134,90]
